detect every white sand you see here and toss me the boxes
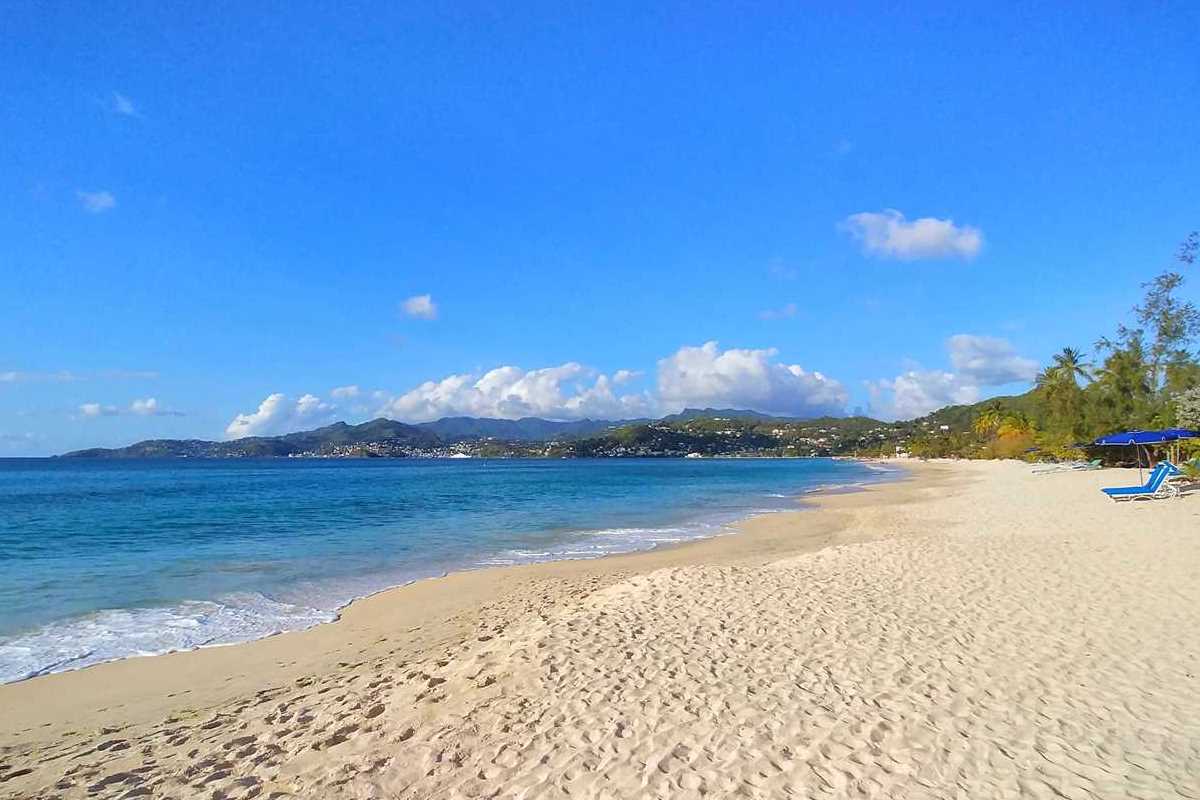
[3,461,1199,798]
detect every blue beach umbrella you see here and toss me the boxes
[1092,430,1185,446]
[1092,429,1197,480]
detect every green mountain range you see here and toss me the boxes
[60,396,1036,459]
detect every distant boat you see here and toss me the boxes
[448,453,472,459]
[686,452,703,459]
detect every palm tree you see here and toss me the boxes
[1051,347,1092,386]
[997,411,1034,437]
[1036,347,1092,438]
[972,401,1006,436]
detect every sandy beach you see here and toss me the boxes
[2,460,1199,799]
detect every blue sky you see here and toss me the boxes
[3,2,1198,455]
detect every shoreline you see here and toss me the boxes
[0,461,929,743]
[0,461,902,688]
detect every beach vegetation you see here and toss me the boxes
[971,401,1006,436]
[1174,386,1200,429]
[952,230,1200,461]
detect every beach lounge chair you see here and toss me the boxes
[1101,461,1182,501]
[1165,460,1200,495]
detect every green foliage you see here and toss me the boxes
[906,432,978,459]
[1033,431,1088,463]
[1181,458,1200,480]
[1035,347,1091,439]
[1135,272,1200,392]
[972,401,1005,436]
[1175,386,1200,429]
[981,431,1036,460]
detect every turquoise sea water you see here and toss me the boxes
[0,457,895,683]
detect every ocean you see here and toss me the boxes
[0,457,895,683]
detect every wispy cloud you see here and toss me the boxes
[129,397,183,417]
[401,294,438,320]
[330,385,361,399]
[75,398,181,419]
[0,432,42,451]
[77,190,116,214]
[109,92,139,118]
[1,368,156,383]
[1,370,80,383]
[841,209,982,261]
[98,369,159,380]
[758,302,798,321]
[79,403,119,418]
[946,334,1038,385]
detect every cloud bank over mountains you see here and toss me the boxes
[867,335,1038,420]
[223,342,852,437]
[222,335,1040,437]
[374,363,653,424]
[225,393,336,438]
[656,342,847,418]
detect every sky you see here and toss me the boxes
[2,2,1198,455]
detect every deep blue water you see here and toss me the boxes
[0,457,894,682]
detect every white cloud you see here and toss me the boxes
[378,363,652,422]
[110,92,138,117]
[758,302,798,321]
[1,370,79,383]
[130,397,159,416]
[842,209,982,261]
[656,342,847,417]
[79,403,119,418]
[76,397,180,418]
[101,369,159,379]
[401,294,438,320]
[866,371,980,421]
[128,397,182,416]
[2,369,155,383]
[867,334,1038,419]
[225,393,336,438]
[77,190,116,214]
[946,334,1038,384]
[233,345,852,432]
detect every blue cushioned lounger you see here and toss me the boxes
[1101,462,1181,501]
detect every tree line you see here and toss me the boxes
[909,232,1200,461]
